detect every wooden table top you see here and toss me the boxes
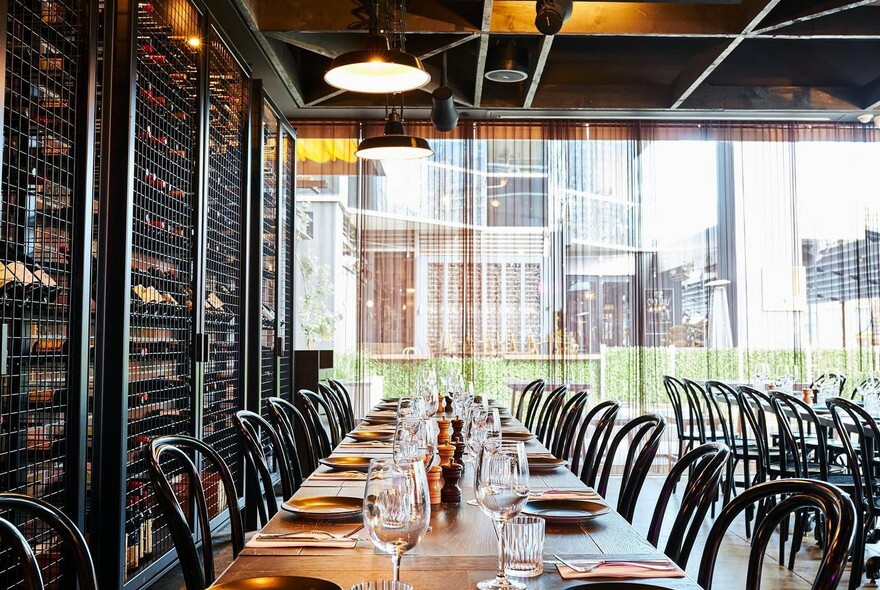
[214,409,701,590]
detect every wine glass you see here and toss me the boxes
[393,417,424,463]
[754,362,770,388]
[363,458,431,583]
[474,441,530,590]
[417,384,438,419]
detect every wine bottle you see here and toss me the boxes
[28,387,66,406]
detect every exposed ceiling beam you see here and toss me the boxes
[264,31,346,58]
[305,88,347,107]
[752,0,877,35]
[669,0,783,109]
[255,0,478,33]
[523,35,554,109]
[680,85,863,110]
[473,0,495,108]
[860,76,880,110]
[228,0,305,107]
[528,84,669,109]
[490,1,742,36]
[418,33,480,60]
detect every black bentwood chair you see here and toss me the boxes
[697,479,855,590]
[233,410,294,524]
[596,414,667,523]
[514,378,545,422]
[148,435,245,590]
[571,399,620,481]
[299,388,344,448]
[327,378,356,427]
[548,390,590,459]
[0,493,97,590]
[534,385,567,445]
[646,442,730,568]
[318,381,353,433]
[266,395,314,477]
[663,375,704,460]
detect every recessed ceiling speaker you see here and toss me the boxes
[431,86,459,132]
[485,43,529,83]
[535,0,573,36]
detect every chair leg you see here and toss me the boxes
[779,505,788,568]
[788,509,807,571]
[849,513,867,590]
[742,458,753,538]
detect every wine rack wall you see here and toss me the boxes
[1,0,296,587]
[1,0,92,587]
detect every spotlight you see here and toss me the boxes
[857,113,873,124]
[535,0,572,35]
[431,86,459,132]
[485,43,529,83]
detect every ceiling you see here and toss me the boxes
[230,0,880,122]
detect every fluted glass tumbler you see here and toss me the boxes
[503,516,545,578]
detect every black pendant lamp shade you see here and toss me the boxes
[431,86,459,132]
[324,34,431,94]
[356,110,433,160]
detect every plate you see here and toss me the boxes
[209,576,342,590]
[570,583,671,589]
[319,456,374,472]
[347,430,394,442]
[523,498,611,523]
[527,456,568,472]
[362,414,397,425]
[282,496,363,520]
[502,431,537,442]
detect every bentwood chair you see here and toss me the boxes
[596,414,667,523]
[0,493,98,590]
[265,396,312,478]
[327,378,357,426]
[697,479,855,590]
[299,388,343,448]
[148,435,245,590]
[535,385,567,444]
[548,390,589,459]
[827,397,880,590]
[514,379,544,422]
[663,375,704,460]
[571,399,620,480]
[295,390,333,458]
[646,442,730,568]
[524,382,548,431]
[233,410,293,524]
[811,373,847,397]
[319,381,353,433]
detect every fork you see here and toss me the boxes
[258,524,364,541]
[553,554,673,573]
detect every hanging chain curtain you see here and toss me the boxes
[293,120,880,422]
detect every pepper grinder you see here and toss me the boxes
[453,439,466,465]
[441,463,463,503]
[438,442,455,467]
[428,464,443,505]
[437,418,452,445]
[450,418,464,442]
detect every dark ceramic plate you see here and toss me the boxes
[362,414,397,425]
[523,498,611,523]
[281,496,363,520]
[347,430,394,442]
[319,456,373,472]
[501,431,537,442]
[209,576,342,590]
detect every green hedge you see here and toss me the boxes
[334,347,876,406]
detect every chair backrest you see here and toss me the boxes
[299,388,342,448]
[318,381,352,433]
[705,380,741,451]
[770,392,828,480]
[514,379,544,422]
[736,386,774,483]
[535,385,567,444]
[523,383,547,431]
[811,373,846,397]
[265,396,308,482]
[0,494,97,590]
[327,379,357,429]
[296,389,333,457]
[571,399,620,479]
[148,435,245,590]
[646,442,730,568]
[697,479,855,590]
[549,390,590,459]
[233,410,292,524]
[596,414,667,522]
[827,396,880,510]
[681,378,710,444]
[662,375,687,441]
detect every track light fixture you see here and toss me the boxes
[356,99,433,160]
[535,0,573,35]
[431,52,459,132]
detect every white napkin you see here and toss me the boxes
[309,472,366,481]
[529,489,603,502]
[246,537,358,549]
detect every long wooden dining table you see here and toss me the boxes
[214,404,702,589]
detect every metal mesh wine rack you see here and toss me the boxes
[260,103,279,411]
[0,1,93,587]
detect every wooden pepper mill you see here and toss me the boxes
[453,439,466,465]
[441,462,463,503]
[437,418,452,445]
[428,464,443,504]
[438,442,455,467]
[450,418,464,442]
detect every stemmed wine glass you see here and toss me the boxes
[363,458,431,583]
[474,441,530,590]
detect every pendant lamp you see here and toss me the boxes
[356,108,433,160]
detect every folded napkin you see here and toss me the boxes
[556,561,684,580]
[529,490,603,502]
[246,537,358,549]
[309,472,366,481]
[338,442,392,450]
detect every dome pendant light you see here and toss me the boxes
[324,1,430,94]
[356,107,433,160]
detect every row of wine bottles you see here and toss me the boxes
[0,260,60,302]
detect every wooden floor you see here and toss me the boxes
[151,475,876,589]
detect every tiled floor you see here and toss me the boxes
[152,476,876,589]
